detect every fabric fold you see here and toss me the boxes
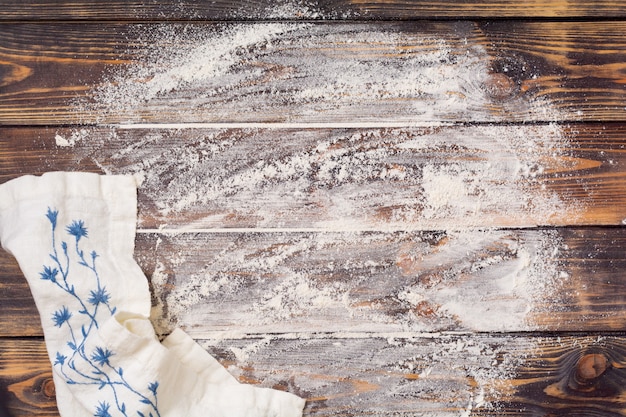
[0,172,305,417]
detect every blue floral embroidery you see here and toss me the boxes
[66,219,88,241]
[42,208,161,417]
[95,402,113,417]
[52,306,73,327]
[91,346,115,366]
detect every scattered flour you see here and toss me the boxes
[69,22,577,228]
[197,332,529,415]
[395,229,566,332]
[77,124,574,230]
[62,20,578,416]
[262,1,324,19]
[74,22,554,125]
[54,128,89,147]
[145,229,566,336]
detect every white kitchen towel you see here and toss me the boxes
[0,172,305,417]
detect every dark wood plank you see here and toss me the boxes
[3,227,626,337]
[3,335,626,416]
[1,22,625,125]
[3,124,626,228]
[507,336,626,417]
[0,339,57,417]
[0,128,103,179]
[0,254,42,336]
[125,228,626,335]
[0,0,625,20]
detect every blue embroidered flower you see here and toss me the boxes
[94,401,112,417]
[52,306,72,327]
[46,208,58,229]
[91,347,114,366]
[54,352,67,366]
[66,220,88,241]
[44,209,161,416]
[148,381,159,396]
[88,287,111,306]
[40,266,59,283]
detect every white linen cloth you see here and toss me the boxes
[0,172,305,417]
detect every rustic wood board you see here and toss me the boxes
[3,335,626,417]
[1,22,626,125]
[2,2,626,416]
[1,0,625,20]
[3,124,626,229]
[2,226,626,338]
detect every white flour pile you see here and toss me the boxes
[60,21,579,415]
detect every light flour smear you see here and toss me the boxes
[65,21,579,416]
[71,23,577,229]
[77,23,555,124]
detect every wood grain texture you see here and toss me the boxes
[3,335,626,416]
[1,22,625,125]
[2,3,626,417]
[3,124,626,228]
[0,339,57,417]
[0,0,625,20]
[135,228,626,336]
[2,227,626,338]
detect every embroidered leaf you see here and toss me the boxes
[140,399,152,405]
[91,346,114,366]
[137,412,146,417]
[99,381,107,390]
[118,367,123,376]
[66,220,88,241]
[67,341,76,351]
[61,241,68,252]
[120,403,126,414]
[81,324,88,338]
[51,306,72,327]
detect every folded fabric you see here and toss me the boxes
[0,172,305,417]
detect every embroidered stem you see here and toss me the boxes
[44,208,161,417]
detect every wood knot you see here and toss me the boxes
[42,377,56,399]
[545,341,624,402]
[576,353,608,382]
[484,72,517,101]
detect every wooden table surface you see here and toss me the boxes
[1,1,626,416]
